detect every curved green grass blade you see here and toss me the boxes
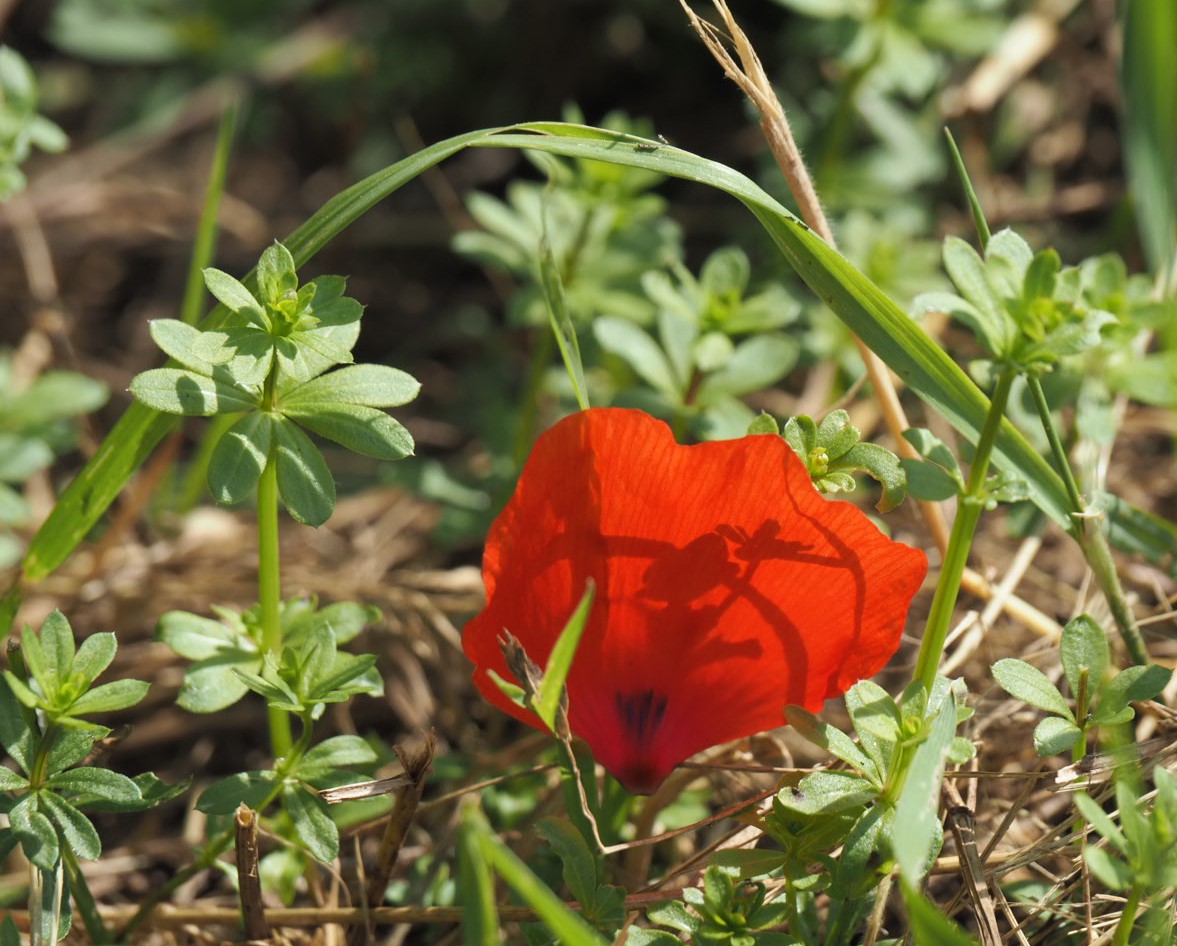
[474,125,1074,530]
[1121,0,1177,288]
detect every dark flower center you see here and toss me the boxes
[615,689,668,746]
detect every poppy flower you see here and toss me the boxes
[463,408,927,794]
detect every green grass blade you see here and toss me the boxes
[1121,0,1177,289]
[538,235,591,411]
[181,104,237,325]
[457,804,500,946]
[536,580,595,731]
[480,821,608,946]
[944,127,991,250]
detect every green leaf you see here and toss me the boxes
[537,817,599,905]
[645,900,700,934]
[44,728,104,777]
[1073,792,1128,853]
[1032,716,1082,756]
[901,457,962,501]
[297,735,379,779]
[901,427,962,477]
[1084,846,1134,891]
[68,633,117,691]
[233,666,299,709]
[708,849,787,879]
[47,767,142,804]
[8,795,59,870]
[0,765,29,791]
[130,368,258,416]
[147,319,218,373]
[177,658,254,712]
[67,678,150,716]
[594,317,678,398]
[203,267,262,314]
[893,694,957,882]
[286,601,378,646]
[38,791,101,861]
[785,705,880,785]
[80,772,190,813]
[835,441,907,512]
[273,417,335,526]
[747,412,779,436]
[306,652,380,703]
[157,610,248,661]
[626,928,689,946]
[536,581,595,732]
[991,658,1073,720]
[7,372,107,427]
[696,333,797,401]
[0,437,52,485]
[284,784,338,863]
[845,679,901,744]
[193,327,275,386]
[257,242,299,306]
[1095,663,1172,724]
[1059,614,1108,701]
[197,771,278,815]
[208,411,273,504]
[279,364,420,409]
[939,238,1012,356]
[24,610,75,699]
[2,670,40,709]
[285,404,414,460]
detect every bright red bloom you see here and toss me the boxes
[463,408,927,794]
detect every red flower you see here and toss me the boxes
[463,408,927,794]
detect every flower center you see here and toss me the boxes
[614,689,668,746]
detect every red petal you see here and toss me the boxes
[463,408,927,794]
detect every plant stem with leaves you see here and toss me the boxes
[1025,375,1148,665]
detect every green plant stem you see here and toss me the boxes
[1110,884,1143,946]
[1024,375,1148,665]
[912,368,1015,691]
[61,846,108,944]
[257,453,291,757]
